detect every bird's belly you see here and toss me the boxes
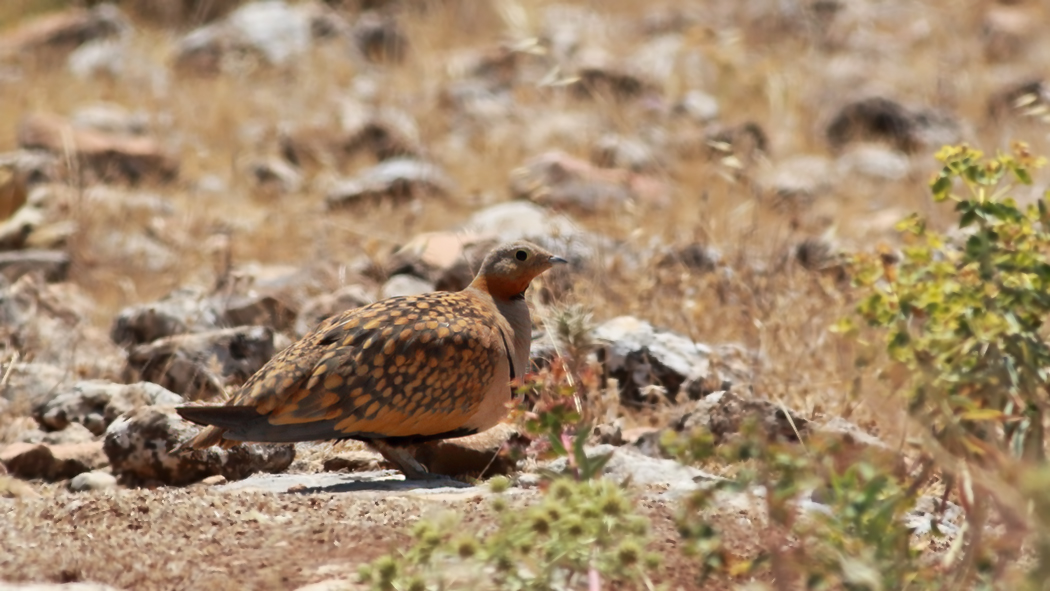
[462,364,513,433]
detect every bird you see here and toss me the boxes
[175,240,567,480]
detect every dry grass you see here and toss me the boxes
[3,0,1050,587]
[0,0,71,28]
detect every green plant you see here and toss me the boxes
[512,305,612,481]
[357,476,660,591]
[515,383,613,482]
[669,421,940,590]
[836,142,1050,587]
[843,142,1050,464]
[669,140,1050,587]
[791,453,935,590]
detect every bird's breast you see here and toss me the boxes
[462,353,514,432]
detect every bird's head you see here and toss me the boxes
[469,240,567,300]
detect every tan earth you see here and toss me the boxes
[0,0,1044,588]
[1,478,765,591]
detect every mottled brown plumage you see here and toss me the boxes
[175,240,566,480]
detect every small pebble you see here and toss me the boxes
[514,473,542,489]
[69,471,117,492]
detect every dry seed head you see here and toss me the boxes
[530,512,551,535]
[411,521,433,540]
[552,303,596,359]
[356,564,373,583]
[456,537,479,558]
[495,554,515,572]
[617,541,641,566]
[489,475,511,494]
[375,555,398,581]
[599,492,628,517]
[421,530,442,550]
[565,516,585,537]
[550,478,574,500]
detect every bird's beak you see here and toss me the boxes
[548,255,568,265]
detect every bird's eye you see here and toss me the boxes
[515,250,528,261]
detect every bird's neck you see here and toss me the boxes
[469,274,529,301]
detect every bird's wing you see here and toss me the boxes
[231,291,509,439]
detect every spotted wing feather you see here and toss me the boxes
[184,292,508,446]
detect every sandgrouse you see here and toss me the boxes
[175,240,566,480]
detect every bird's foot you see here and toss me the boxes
[404,471,472,488]
[370,440,471,487]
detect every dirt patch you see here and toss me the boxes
[0,483,748,590]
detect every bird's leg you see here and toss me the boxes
[369,440,446,481]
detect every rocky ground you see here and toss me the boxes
[0,0,1048,589]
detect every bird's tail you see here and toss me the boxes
[173,405,260,452]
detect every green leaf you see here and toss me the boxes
[930,175,952,200]
[548,432,568,457]
[1011,162,1033,185]
[963,164,980,185]
[830,318,857,335]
